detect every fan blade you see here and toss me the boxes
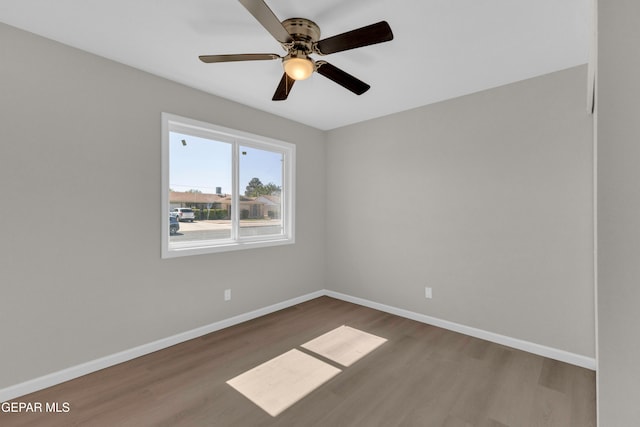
[316,62,370,95]
[272,73,295,101]
[315,21,393,55]
[199,54,280,63]
[238,0,292,44]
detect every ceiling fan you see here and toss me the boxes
[199,0,394,101]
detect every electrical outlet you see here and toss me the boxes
[425,287,433,299]
[224,289,231,301]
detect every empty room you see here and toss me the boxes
[0,1,638,426]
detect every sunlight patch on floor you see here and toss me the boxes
[227,326,387,416]
[226,349,341,417]
[302,325,388,367]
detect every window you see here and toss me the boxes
[161,113,295,258]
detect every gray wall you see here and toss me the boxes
[597,0,640,424]
[0,23,326,389]
[326,66,595,357]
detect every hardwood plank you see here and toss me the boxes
[529,385,572,426]
[569,364,597,427]
[538,358,571,394]
[487,350,545,427]
[0,296,595,426]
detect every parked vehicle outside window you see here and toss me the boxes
[172,208,195,222]
[170,215,180,235]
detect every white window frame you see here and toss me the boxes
[161,113,295,258]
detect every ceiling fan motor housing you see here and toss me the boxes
[281,18,320,54]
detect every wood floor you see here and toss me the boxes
[1,296,596,426]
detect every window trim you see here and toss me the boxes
[161,113,295,258]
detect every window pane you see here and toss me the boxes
[169,132,232,245]
[239,145,283,238]
[162,113,295,258]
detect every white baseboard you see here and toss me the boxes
[324,290,597,371]
[0,290,324,402]
[1,288,595,402]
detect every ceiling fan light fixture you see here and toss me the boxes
[199,1,394,100]
[283,56,314,81]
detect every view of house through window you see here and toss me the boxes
[170,132,233,241]
[239,145,283,237]
[162,114,294,257]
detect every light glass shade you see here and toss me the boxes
[283,57,314,80]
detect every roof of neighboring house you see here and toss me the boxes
[169,191,225,204]
[170,191,274,206]
[215,195,262,204]
[256,195,281,206]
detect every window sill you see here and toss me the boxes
[162,237,295,258]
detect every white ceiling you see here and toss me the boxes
[0,0,591,130]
